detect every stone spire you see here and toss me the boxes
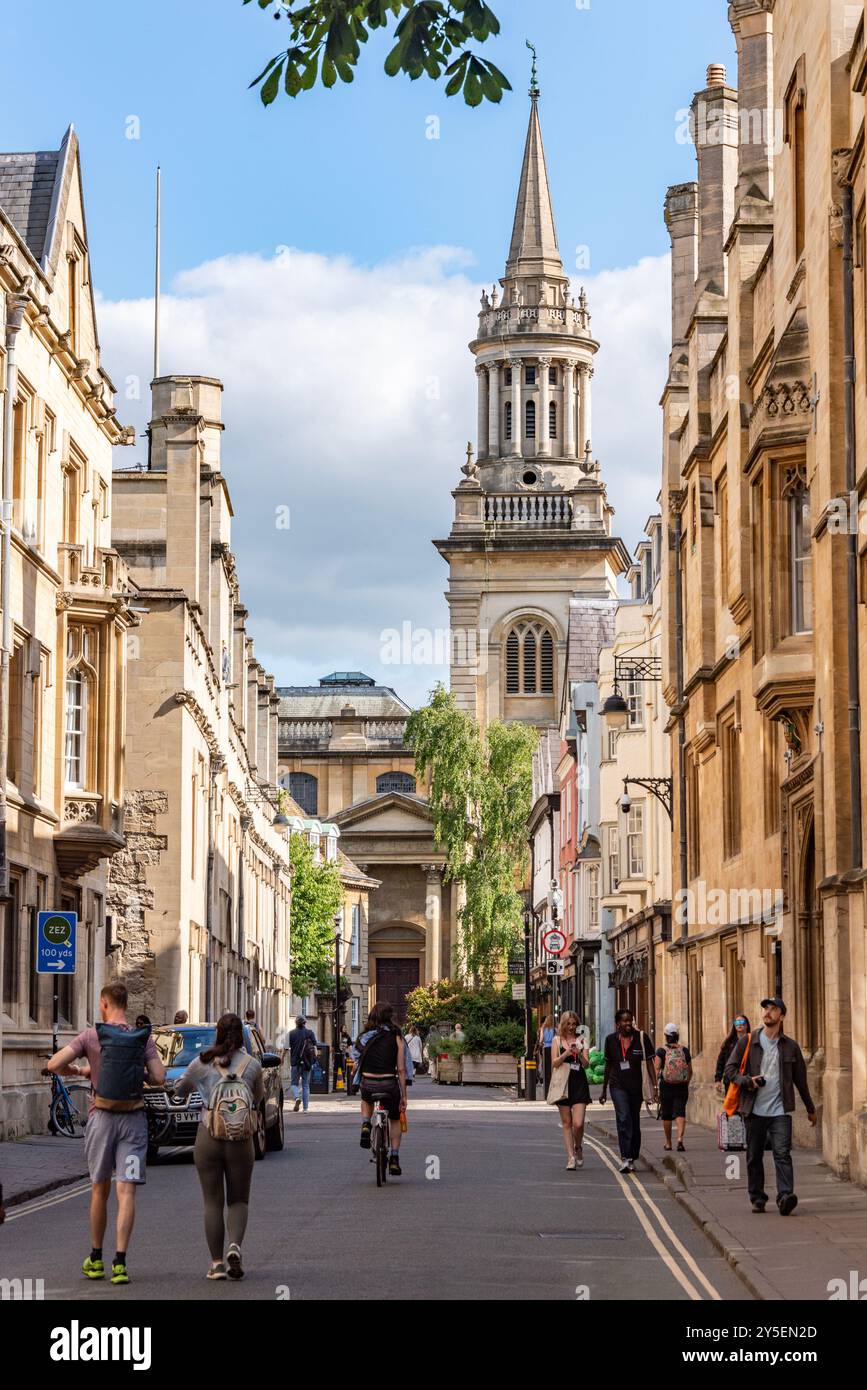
[505,88,564,284]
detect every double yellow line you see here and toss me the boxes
[584,1135,722,1301]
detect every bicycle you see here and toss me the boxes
[369,1092,391,1187]
[43,1065,89,1138]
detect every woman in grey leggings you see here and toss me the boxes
[173,1012,264,1280]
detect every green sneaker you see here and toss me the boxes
[82,1256,104,1280]
[110,1262,130,1285]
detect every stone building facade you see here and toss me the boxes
[659,0,867,1186]
[110,376,293,1042]
[278,673,450,1022]
[598,516,672,1042]
[0,128,137,1137]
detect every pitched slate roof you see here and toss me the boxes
[0,149,61,261]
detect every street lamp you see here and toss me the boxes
[601,653,663,732]
[244,778,290,829]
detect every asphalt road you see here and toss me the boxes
[2,1080,751,1301]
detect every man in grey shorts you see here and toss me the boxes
[44,980,165,1285]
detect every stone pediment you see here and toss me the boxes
[333,792,434,834]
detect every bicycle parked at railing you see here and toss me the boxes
[42,1061,89,1137]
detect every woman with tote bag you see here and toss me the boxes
[546,1012,591,1170]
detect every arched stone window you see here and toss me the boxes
[504,401,512,441]
[288,771,318,816]
[549,400,557,438]
[525,399,536,439]
[375,772,416,794]
[504,621,555,695]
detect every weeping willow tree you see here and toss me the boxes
[406,685,536,984]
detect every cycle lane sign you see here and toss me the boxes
[37,911,77,974]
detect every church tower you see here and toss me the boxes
[434,77,630,729]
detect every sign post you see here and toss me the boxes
[37,911,77,1051]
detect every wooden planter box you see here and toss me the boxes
[434,1053,462,1084]
[461,1053,520,1086]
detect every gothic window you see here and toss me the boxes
[786,476,812,634]
[720,708,741,859]
[289,771,318,816]
[64,625,97,790]
[375,772,416,794]
[504,621,555,695]
[504,401,512,441]
[525,399,536,439]
[785,62,806,262]
[549,401,557,438]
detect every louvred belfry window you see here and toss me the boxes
[505,622,555,696]
[506,631,520,693]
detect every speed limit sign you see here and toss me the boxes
[542,927,567,956]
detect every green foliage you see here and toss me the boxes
[288,833,343,996]
[406,980,523,1056]
[246,1,511,107]
[406,686,536,982]
[459,1018,524,1058]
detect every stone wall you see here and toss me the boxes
[106,790,169,1018]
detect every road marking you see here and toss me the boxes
[584,1136,722,1301]
[585,1135,722,1300]
[5,1181,93,1221]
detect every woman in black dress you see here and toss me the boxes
[551,1011,591,1169]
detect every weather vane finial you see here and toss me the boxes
[526,40,539,98]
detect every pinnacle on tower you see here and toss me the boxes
[505,76,565,284]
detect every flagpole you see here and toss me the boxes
[153,165,161,381]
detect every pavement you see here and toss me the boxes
[1,1079,748,1301]
[586,1102,867,1301]
[0,1132,90,1209]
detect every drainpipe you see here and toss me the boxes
[0,289,29,901]
[204,756,224,1019]
[842,182,863,870]
[674,506,688,934]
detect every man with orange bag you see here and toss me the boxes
[723,997,817,1216]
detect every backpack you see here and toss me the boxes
[204,1054,256,1141]
[662,1044,689,1085]
[93,1023,150,1112]
[301,1034,318,1069]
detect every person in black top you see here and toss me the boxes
[282,1016,318,1113]
[600,1009,656,1172]
[654,1024,693,1151]
[714,1015,750,1094]
[356,1002,408,1176]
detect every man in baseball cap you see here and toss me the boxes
[723,996,816,1215]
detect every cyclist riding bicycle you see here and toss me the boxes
[356,1002,407,1176]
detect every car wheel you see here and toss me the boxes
[266,1094,285,1151]
[254,1105,267,1160]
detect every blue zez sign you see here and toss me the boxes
[37,911,77,975]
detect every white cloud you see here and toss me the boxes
[98,246,669,706]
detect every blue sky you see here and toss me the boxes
[4,0,734,298]
[3,1,737,701]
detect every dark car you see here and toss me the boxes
[143,1023,284,1162]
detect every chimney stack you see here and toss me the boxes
[665,183,699,344]
[729,0,775,204]
[691,65,739,295]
